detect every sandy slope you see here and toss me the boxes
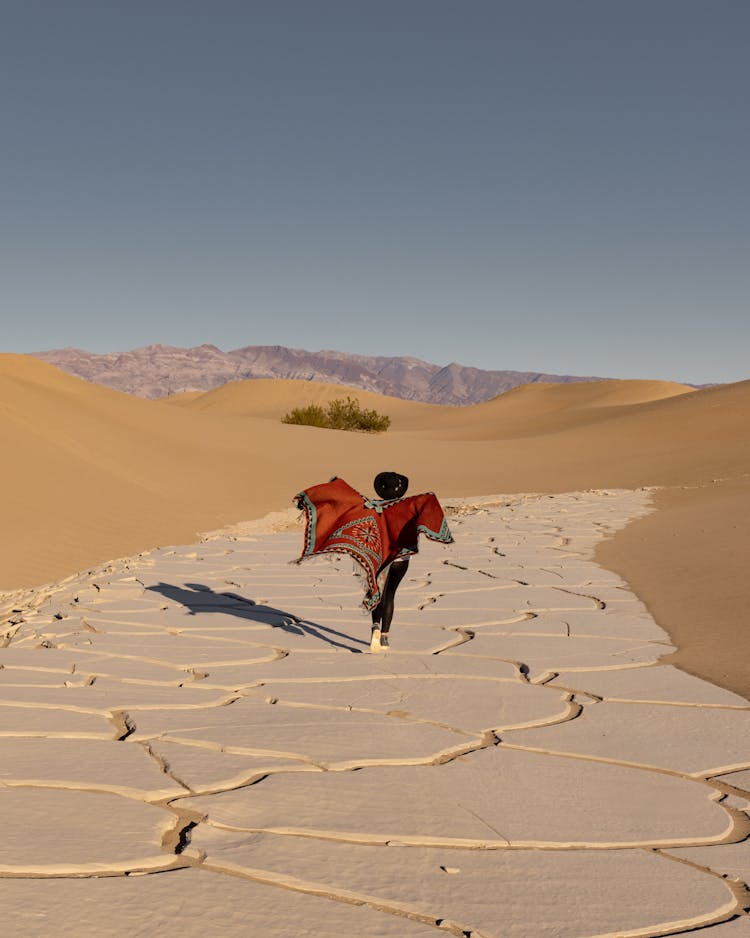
[1,354,748,696]
[597,478,750,699]
[164,377,439,422]
[165,375,691,430]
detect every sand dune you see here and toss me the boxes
[418,378,750,491]
[498,377,695,408]
[165,377,440,422]
[1,354,748,696]
[167,373,710,452]
[389,378,697,438]
[167,375,693,427]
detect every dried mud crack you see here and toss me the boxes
[1,489,748,937]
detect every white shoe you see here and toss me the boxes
[370,627,382,652]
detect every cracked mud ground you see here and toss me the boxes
[1,490,749,938]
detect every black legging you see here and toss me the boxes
[371,557,410,635]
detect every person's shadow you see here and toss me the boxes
[146,582,366,653]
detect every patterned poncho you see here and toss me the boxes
[294,477,453,610]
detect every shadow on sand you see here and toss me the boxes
[146,582,366,653]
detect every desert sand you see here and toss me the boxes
[1,353,748,697]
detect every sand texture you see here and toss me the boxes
[1,493,749,936]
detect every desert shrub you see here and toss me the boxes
[282,396,390,433]
[281,403,330,428]
[325,396,391,432]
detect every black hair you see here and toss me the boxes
[373,471,409,500]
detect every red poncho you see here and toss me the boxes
[294,477,453,610]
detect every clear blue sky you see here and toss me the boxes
[1,1,747,384]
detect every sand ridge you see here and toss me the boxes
[164,376,442,423]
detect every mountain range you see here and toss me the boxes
[32,344,606,405]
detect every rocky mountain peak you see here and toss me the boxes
[31,345,606,405]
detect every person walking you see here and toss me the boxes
[294,471,453,651]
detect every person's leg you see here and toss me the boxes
[379,558,409,634]
[377,558,409,647]
[370,588,385,651]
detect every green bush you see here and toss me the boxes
[282,396,390,433]
[281,403,330,428]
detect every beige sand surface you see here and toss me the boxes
[597,478,750,701]
[1,353,748,700]
[2,494,749,935]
